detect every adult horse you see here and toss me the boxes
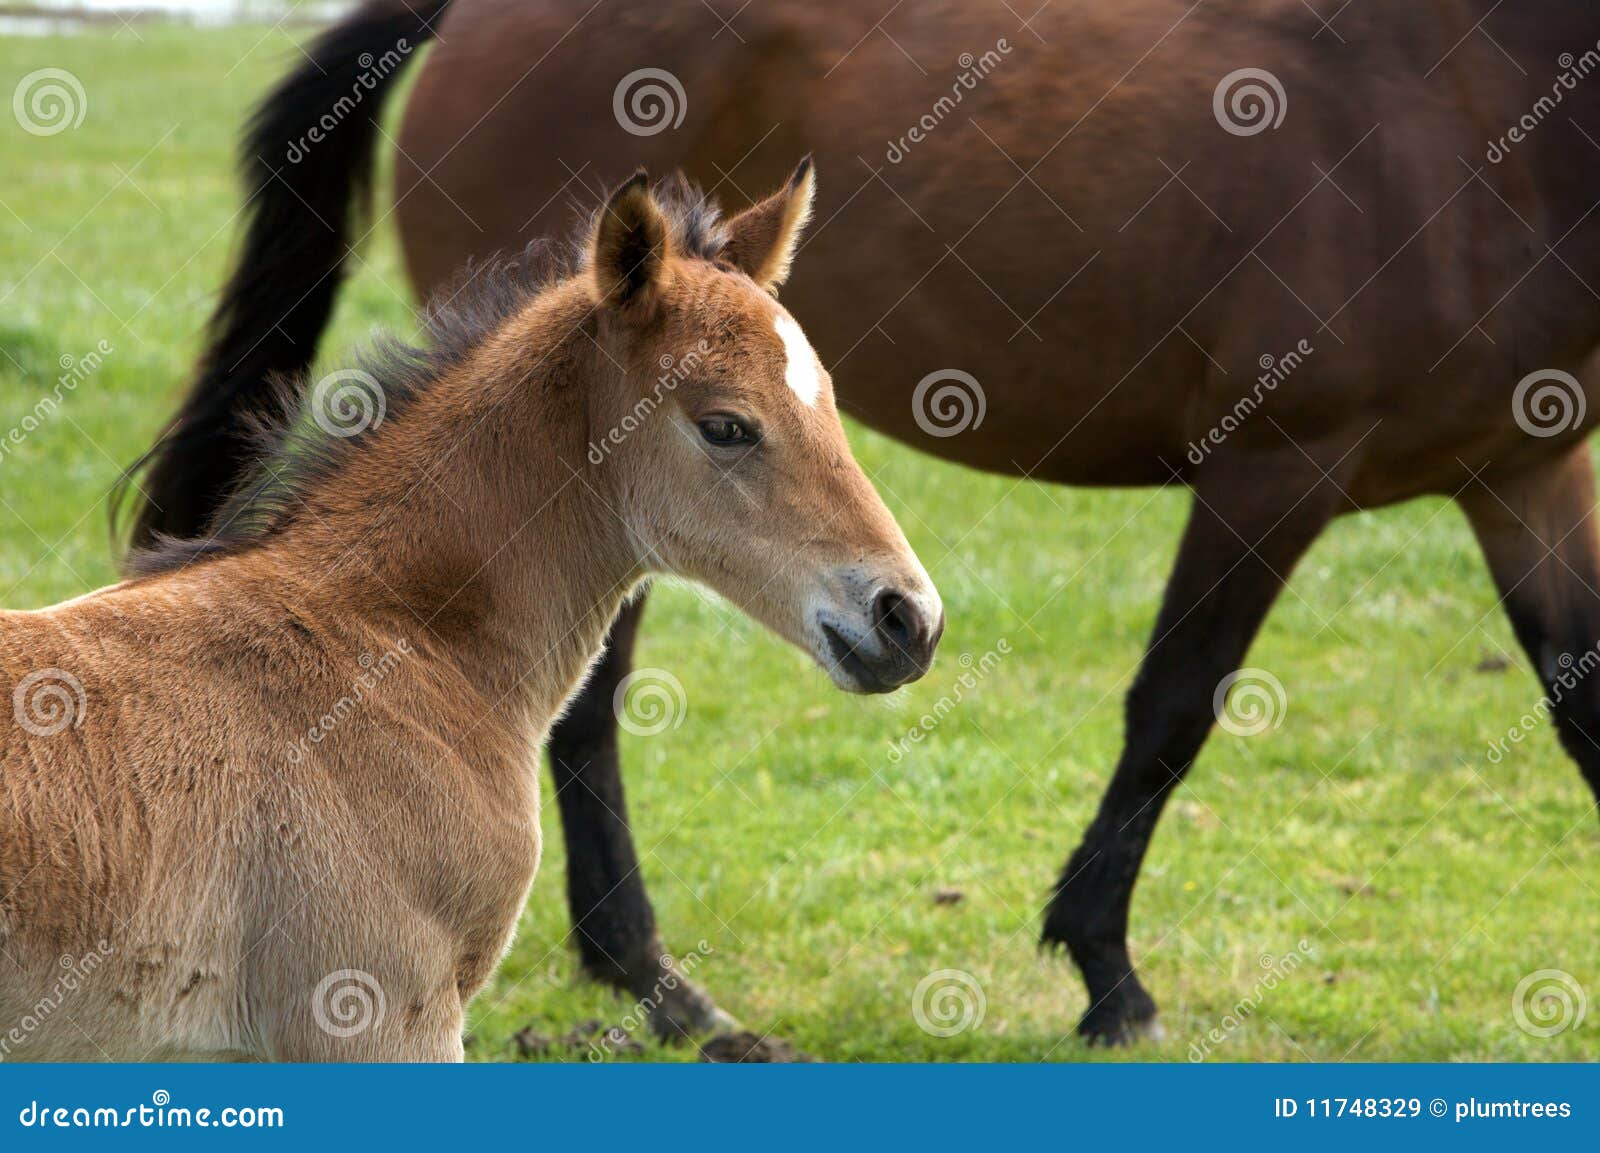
[129,0,1600,1045]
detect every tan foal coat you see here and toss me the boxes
[0,168,939,1060]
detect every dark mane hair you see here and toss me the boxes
[126,176,730,579]
[631,170,728,266]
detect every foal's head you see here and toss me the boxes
[580,163,942,691]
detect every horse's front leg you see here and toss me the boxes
[1043,456,1338,1045]
[546,594,734,1040]
[1460,444,1600,807]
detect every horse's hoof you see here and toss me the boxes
[642,974,739,1042]
[1077,1002,1164,1047]
[698,1030,819,1063]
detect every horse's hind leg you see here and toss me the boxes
[1042,459,1338,1044]
[1460,444,1600,805]
[545,595,733,1039]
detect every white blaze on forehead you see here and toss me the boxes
[773,312,822,407]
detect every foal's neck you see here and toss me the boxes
[258,281,639,736]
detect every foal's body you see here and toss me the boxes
[1,426,557,1060]
[1,283,624,1057]
[9,173,939,1059]
[0,569,543,1060]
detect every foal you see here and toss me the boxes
[0,166,941,1060]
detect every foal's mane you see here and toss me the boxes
[126,175,729,579]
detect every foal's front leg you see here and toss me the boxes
[1042,461,1337,1045]
[546,595,733,1039]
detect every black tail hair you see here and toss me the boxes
[118,0,452,553]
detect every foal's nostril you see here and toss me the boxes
[872,589,918,650]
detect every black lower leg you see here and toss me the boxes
[546,595,729,1038]
[1462,448,1600,807]
[1043,473,1334,1044]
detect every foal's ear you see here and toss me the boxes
[590,170,673,313]
[721,157,816,293]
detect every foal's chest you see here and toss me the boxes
[434,775,544,1001]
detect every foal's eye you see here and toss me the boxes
[697,416,757,447]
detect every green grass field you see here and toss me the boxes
[1,24,1596,1063]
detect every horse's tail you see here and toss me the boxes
[118,0,452,553]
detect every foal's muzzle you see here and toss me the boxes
[871,586,944,676]
[816,580,944,694]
